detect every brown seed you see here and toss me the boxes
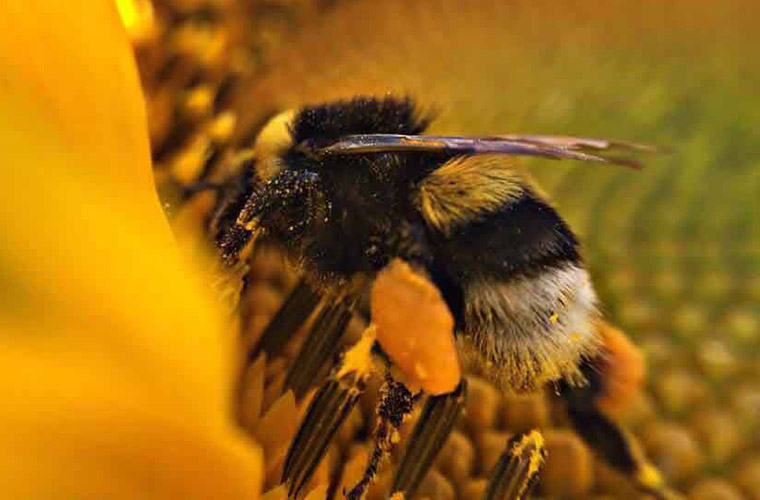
[435,430,475,485]
[730,383,760,429]
[734,458,760,500]
[335,405,365,450]
[247,246,293,289]
[688,479,744,500]
[622,391,657,431]
[264,447,288,491]
[459,479,487,499]
[262,370,287,412]
[241,284,284,318]
[255,390,298,459]
[653,367,710,416]
[500,392,549,434]
[238,353,267,432]
[261,484,288,500]
[303,482,329,500]
[341,314,369,348]
[265,356,289,382]
[415,469,455,500]
[476,430,513,475]
[690,410,743,465]
[338,445,371,496]
[366,469,393,500]
[641,421,705,485]
[593,459,642,498]
[302,446,333,498]
[538,430,594,497]
[242,313,278,353]
[464,376,500,433]
[696,339,738,381]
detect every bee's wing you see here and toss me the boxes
[498,134,662,168]
[497,134,658,153]
[303,134,658,169]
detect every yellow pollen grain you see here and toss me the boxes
[115,0,155,43]
[549,313,559,324]
[209,111,238,142]
[504,430,547,497]
[637,463,664,489]
[170,136,210,183]
[336,326,377,380]
[391,430,400,444]
[184,87,213,119]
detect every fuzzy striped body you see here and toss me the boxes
[239,96,602,394]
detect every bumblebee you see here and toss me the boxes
[214,95,672,499]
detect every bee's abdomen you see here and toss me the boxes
[457,263,600,393]
[430,189,598,392]
[434,189,581,284]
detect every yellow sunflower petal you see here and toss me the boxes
[0,1,261,497]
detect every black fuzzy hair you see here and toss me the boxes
[289,95,432,144]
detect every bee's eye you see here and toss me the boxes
[295,138,324,159]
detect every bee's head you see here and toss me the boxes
[252,95,432,180]
[247,96,434,254]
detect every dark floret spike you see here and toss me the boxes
[483,431,546,500]
[390,379,467,499]
[282,330,377,498]
[282,378,363,498]
[213,73,240,114]
[248,278,322,361]
[283,300,354,399]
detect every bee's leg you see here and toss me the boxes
[345,372,422,500]
[282,327,377,498]
[389,379,467,500]
[563,391,680,500]
[561,322,682,500]
[209,153,259,266]
[483,431,547,500]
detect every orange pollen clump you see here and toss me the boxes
[371,259,461,395]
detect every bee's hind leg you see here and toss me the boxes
[560,322,682,500]
[345,371,422,500]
